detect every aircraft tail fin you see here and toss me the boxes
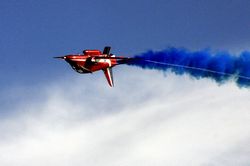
[103,67,114,87]
[103,46,111,55]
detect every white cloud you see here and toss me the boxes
[0,67,250,166]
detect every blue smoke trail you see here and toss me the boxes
[127,48,250,87]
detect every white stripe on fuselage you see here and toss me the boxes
[70,58,111,67]
[96,59,111,67]
[70,59,86,62]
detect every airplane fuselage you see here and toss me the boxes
[64,54,119,74]
[54,47,131,87]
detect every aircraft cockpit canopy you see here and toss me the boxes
[83,50,102,55]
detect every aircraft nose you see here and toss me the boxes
[53,56,66,59]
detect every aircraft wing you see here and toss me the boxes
[103,67,114,87]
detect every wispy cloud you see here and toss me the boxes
[0,68,250,166]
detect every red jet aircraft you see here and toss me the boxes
[54,46,132,87]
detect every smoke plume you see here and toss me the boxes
[128,48,250,87]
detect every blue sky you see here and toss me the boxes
[1,0,250,165]
[1,0,250,88]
